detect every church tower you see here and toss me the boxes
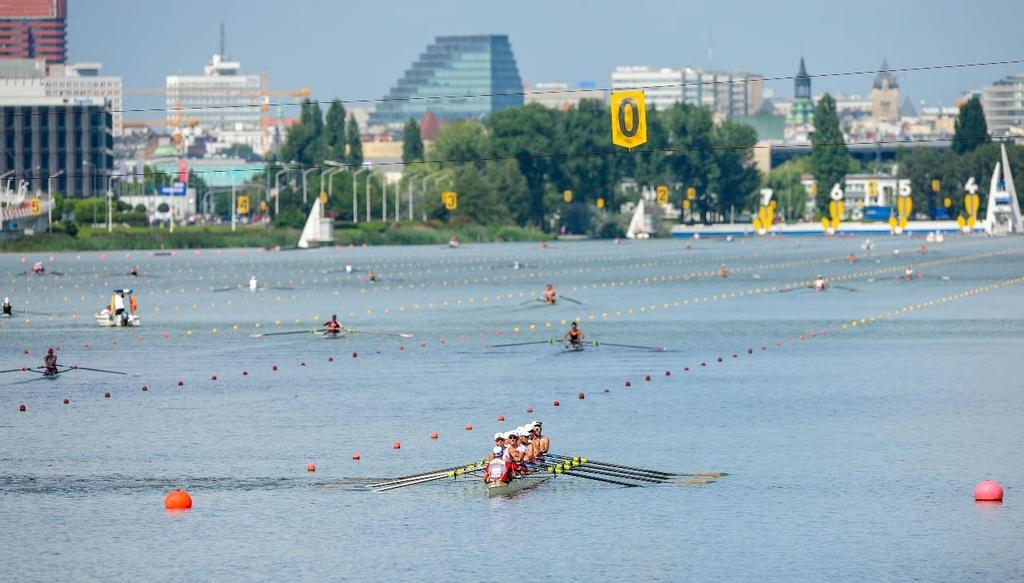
[787,57,814,126]
[871,58,900,123]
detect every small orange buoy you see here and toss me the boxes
[748,348,753,354]
[665,371,671,376]
[625,380,632,387]
[104,392,111,398]
[497,415,505,422]
[645,375,652,381]
[392,441,401,450]
[578,392,585,400]
[210,375,217,381]
[63,398,70,405]
[975,480,1004,501]
[327,357,334,362]
[430,432,439,440]
[684,367,690,371]
[177,380,184,386]
[526,407,534,413]
[142,385,148,392]
[352,352,358,358]
[272,365,278,371]
[19,403,26,412]
[553,400,560,407]
[717,357,723,362]
[464,424,473,431]
[352,453,361,461]
[300,362,306,367]
[306,463,316,472]
[164,489,192,510]
[242,371,248,376]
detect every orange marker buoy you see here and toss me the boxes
[464,424,473,431]
[352,352,358,358]
[63,398,70,405]
[177,380,184,387]
[717,357,723,363]
[307,463,316,472]
[272,365,278,371]
[748,348,753,354]
[497,415,505,422]
[578,392,585,400]
[430,432,439,440]
[526,407,534,413]
[211,375,217,381]
[645,375,652,381]
[553,400,560,407]
[242,371,248,376]
[975,480,1004,501]
[19,403,26,412]
[328,357,334,362]
[625,380,632,387]
[142,385,148,392]
[300,362,306,367]
[352,453,361,461]
[104,392,111,398]
[164,489,192,510]
[392,441,401,450]
[665,371,671,376]
[684,367,690,371]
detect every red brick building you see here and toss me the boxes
[0,0,67,64]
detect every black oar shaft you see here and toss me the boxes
[564,464,666,483]
[556,469,639,487]
[549,455,677,477]
[72,366,127,375]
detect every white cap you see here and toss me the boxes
[493,433,503,440]
[492,446,503,456]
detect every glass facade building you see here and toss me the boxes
[370,35,523,127]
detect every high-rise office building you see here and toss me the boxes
[982,73,1024,137]
[0,96,113,198]
[0,0,67,64]
[370,35,524,127]
[0,60,124,136]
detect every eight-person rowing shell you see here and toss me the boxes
[485,421,549,485]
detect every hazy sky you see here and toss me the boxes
[71,0,1023,115]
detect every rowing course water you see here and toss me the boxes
[2,236,1023,581]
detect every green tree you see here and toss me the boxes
[557,99,614,205]
[712,119,760,215]
[323,99,347,161]
[663,103,716,222]
[280,98,324,166]
[763,158,810,221]
[810,93,851,216]
[487,104,561,229]
[952,95,989,155]
[402,118,424,164]
[346,113,363,166]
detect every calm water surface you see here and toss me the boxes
[1,236,1023,581]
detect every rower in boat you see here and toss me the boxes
[368,269,378,283]
[249,275,258,292]
[543,284,557,304]
[512,260,521,270]
[719,264,729,278]
[43,348,59,376]
[848,253,857,263]
[129,265,139,277]
[813,275,828,292]
[903,265,915,280]
[485,434,509,484]
[2,297,12,317]
[323,314,344,336]
[345,262,353,274]
[918,244,928,255]
[530,421,549,458]
[32,261,46,275]
[564,322,584,349]
[448,235,460,249]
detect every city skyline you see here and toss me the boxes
[68,0,1024,114]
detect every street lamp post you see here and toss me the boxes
[352,167,368,224]
[106,175,118,234]
[301,167,317,205]
[231,171,237,232]
[48,170,64,233]
[422,172,447,222]
[381,173,387,222]
[0,170,12,231]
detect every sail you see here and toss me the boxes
[625,199,647,239]
[297,198,322,249]
[1000,143,1023,233]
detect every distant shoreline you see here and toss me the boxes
[0,223,553,253]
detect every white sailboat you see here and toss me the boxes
[297,198,334,248]
[984,143,1024,235]
[625,199,650,239]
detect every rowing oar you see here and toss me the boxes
[555,461,666,483]
[210,286,237,293]
[592,341,666,352]
[372,461,487,492]
[249,329,319,338]
[0,367,31,374]
[485,339,557,348]
[70,365,127,375]
[831,285,861,292]
[560,296,584,305]
[370,460,486,488]
[16,309,56,316]
[547,456,673,481]
[547,464,639,487]
[518,298,542,306]
[346,329,415,339]
[777,286,808,294]
[548,455,678,477]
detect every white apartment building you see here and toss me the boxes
[611,66,763,117]
[982,73,1024,137]
[166,53,265,152]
